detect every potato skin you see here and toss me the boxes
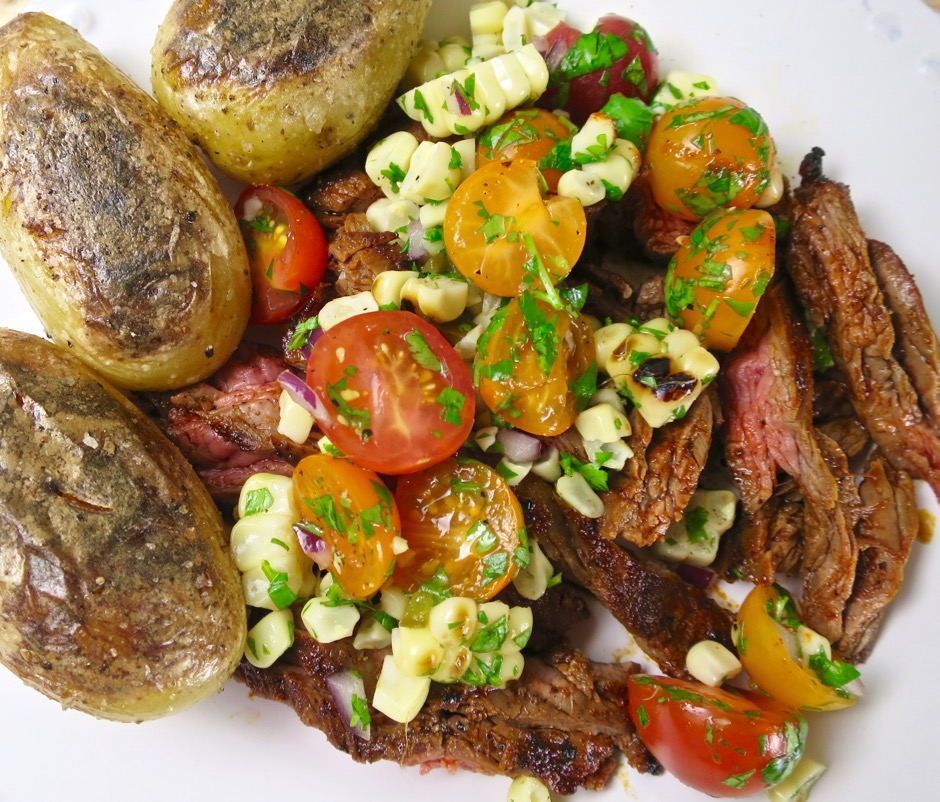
[0,13,251,392]
[0,329,246,722]
[152,0,432,185]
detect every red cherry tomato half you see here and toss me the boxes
[627,675,807,798]
[305,310,475,475]
[235,185,328,324]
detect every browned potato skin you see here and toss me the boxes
[152,0,433,185]
[0,329,247,722]
[0,13,251,392]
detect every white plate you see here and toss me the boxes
[2,1,939,801]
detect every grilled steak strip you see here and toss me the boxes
[237,628,657,794]
[516,475,734,677]
[787,148,940,497]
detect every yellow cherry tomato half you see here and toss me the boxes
[735,584,858,711]
[444,158,586,297]
[475,295,597,436]
[645,96,775,221]
[292,454,400,600]
[665,208,776,351]
[393,457,526,600]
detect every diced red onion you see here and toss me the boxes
[407,218,429,261]
[496,428,542,463]
[294,524,333,571]
[454,87,471,116]
[675,562,716,590]
[277,369,320,417]
[297,327,324,362]
[326,670,371,740]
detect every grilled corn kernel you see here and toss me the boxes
[766,757,826,802]
[277,388,314,444]
[497,649,525,684]
[365,196,419,237]
[596,438,633,472]
[498,456,533,486]
[522,1,567,37]
[653,489,736,566]
[507,776,553,802]
[452,138,478,181]
[478,600,511,629]
[756,162,785,208]
[685,640,743,687]
[575,402,632,444]
[471,1,509,36]
[590,386,626,414]
[557,168,607,206]
[242,560,306,610]
[489,47,532,107]
[651,69,719,111]
[237,473,298,519]
[371,269,414,309]
[244,609,294,669]
[472,59,509,124]
[373,654,431,723]
[353,615,393,651]
[317,290,380,331]
[230,513,299,574]
[419,198,450,230]
[594,322,634,366]
[399,141,463,204]
[429,596,479,646]
[506,605,534,650]
[581,152,634,198]
[301,597,360,643]
[475,425,500,452]
[392,625,445,676]
[571,112,617,163]
[432,644,473,682]
[531,444,563,482]
[556,472,605,518]
[365,130,420,197]
[400,274,469,323]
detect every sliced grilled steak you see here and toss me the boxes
[787,148,940,497]
[237,627,658,794]
[515,475,734,677]
[300,164,384,231]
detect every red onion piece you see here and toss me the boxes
[407,218,429,261]
[277,369,321,417]
[454,86,471,116]
[297,327,324,362]
[675,562,716,590]
[294,523,333,571]
[496,428,542,463]
[326,670,371,740]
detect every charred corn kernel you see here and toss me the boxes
[497,649,525,684]
[651,70,719,112]
[419,198,450,230]
[766,757,826,802]
[398,141,463,204]
[230,513,299,573]
[591,386,626,414]
[594,322,634,365]
[301,596,360,643]
[379,585,410,621]
[556,472,605,518]
[366,196,419,237]
[372,269,415,309]
[636,316,673,338]
[596,438,633,472]
[392,625,445,676]
[237,473,298,519]
[353,615,393,650]
[438,35,473,72]
[531,444,562,482]
[611,137,642,172]
[497,456,532,486]
[244,608,294,669]
[506,605,534,650]
[400,274,469,323]
[429,596,479,645]
[756,162,785,208]
[557,168,606,206]
[686,640,743,687]
[398,45,548,137]
[365,131,420,198]
[402,40,447,89]
[475,425,500,452]
[432,644,473,682]
[571,113,617,163]
[478,600,511,627]
[575,402,632,444]
[277,389,314,444]
[373,654,431,723]
[452,138,477,181]
[317,290,380,331]
[652,489,736,567]
[508,775,553,802]
[796,624,832,668]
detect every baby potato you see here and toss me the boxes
[0,329,247,722]
[0,13,251,392]
[151,0,433,185]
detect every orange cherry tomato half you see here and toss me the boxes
[235,185,328,324]
[627,675,807,797]
[475,295,597,436]
[645,96,775,221]
[476,108,574,192]
[665,208,776,351]
[393,457,526,600]
[444,158,586,297]
[735,584,859,711]
[304,310,474,475]
[292,454,400,599]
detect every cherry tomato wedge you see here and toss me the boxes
[305,310,474,475]
[665,208,776,351]
[235,185,328,324]
[444,159,586,297]
[735,584,859,711]
[476,108,574,192]
[292,454,400,599]
[393,457,526,600]
[627,675,806,798]
[645,96,775,221]
[475,295,597,436]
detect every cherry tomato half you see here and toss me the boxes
[444,159,586,297]
[627,675,806,798]
[235,185,328,324]
[393,457,525,600]
[305,310,474,475]
[665,208,776,351]
[735,584,859,711]
[645,96,775,221]
[292,454,400,599]
[475,295,597,436]
[476,108,574,192]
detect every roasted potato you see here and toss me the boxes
[151,0,433,185]
[0,329,247,722]
[0,13,251,392]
